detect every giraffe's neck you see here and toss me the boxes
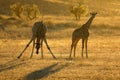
[85,16,95,29]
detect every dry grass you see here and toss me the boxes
[0,15,120,79]
[0,35,120,80]
[0,0,120,80]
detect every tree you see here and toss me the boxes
[23,4,40,20]
[10,2,23,18]
[70,2,89,20]
[10,3,40,20]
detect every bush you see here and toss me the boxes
[23,4,40,20]
[70,2,89,20]
[10,3,40,20]
[10,2,23,18]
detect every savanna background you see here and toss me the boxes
[0,0,120,80]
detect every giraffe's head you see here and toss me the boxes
[90,12,97,17]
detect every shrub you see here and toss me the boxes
[70,2,89,20]
[23,4,40,20]
[10,2,23,18]
[10,3,40,20]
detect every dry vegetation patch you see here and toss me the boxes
[0,35,120,80]
[0,0,120,79]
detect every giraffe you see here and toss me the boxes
[69,12,97,58]
[17,21,56,59]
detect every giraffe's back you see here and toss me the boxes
[32,21,47,38]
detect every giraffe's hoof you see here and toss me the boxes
[36,51,39,54]
[53,56,57,59]
[17,56,20,59]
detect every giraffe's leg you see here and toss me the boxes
[30,39,35,58]
[69,42,74,58]
[81,39,85,58]
[41,39,44,59]
[85,38,88,58]
[43,37,56,59]
[17,35,35,58]
[73,40,79,58]
[69,37,76,58]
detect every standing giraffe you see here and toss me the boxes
[69,12,97,58]
[17,21,56,59]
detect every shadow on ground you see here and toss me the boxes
[0,58,28,72]
[24,62,69,80]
